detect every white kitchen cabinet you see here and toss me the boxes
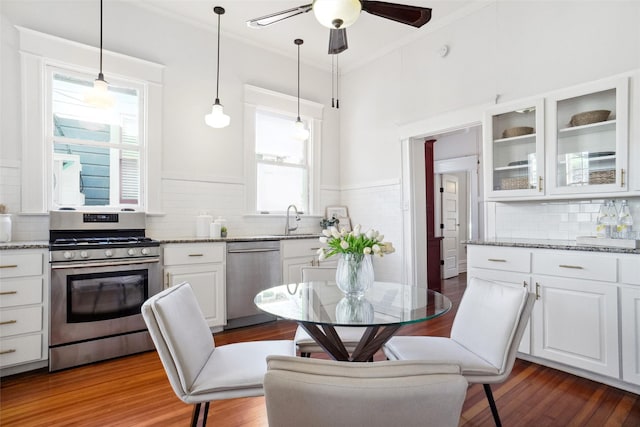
[620,255,640,386]
[531,251,619,378]
[163,243,226,328]
[467,245,532,354]
[547,76,629,196]
[281,238,336,284]
[484,98,545,199]
[0,250,49,374]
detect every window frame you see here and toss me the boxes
[47,66,146,210]
[244,84,324,216]
[17,26,164,214]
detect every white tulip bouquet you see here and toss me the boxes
[317,224,395,261]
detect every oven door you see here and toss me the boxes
[50,258,161,346]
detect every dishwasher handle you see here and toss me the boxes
[227,248,280,254]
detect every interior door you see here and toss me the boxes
[441,174,459,279]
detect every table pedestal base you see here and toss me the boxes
[299,322,402,362]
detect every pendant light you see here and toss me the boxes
[84,0,114,108]
[205,6,230,128]
[293,38,310,140]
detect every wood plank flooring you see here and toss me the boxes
[1,274,639,426]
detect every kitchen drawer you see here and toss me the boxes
[0,334,43,368]
[0,306,43,338]
[0,278,43,308]
[620,255,640,285]
[281,238,322,259]
[532,251,616,282]
[163,243,225,266]
[467,245,531,273]
[0,253,43,279]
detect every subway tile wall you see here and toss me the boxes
[494,197,640,240]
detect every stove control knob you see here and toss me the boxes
[141,248,150,256]
[105,250,113,258]
[63,251,75,260]
[80,251,89,259]
[127,248,137,256]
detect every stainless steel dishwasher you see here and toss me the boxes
[225,240,281,329]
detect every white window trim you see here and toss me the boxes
[17,26,164,213]
[244,84,324,215]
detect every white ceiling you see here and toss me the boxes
[135,0,476,72]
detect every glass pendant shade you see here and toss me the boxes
[205,101,230,128]
[313,0,361,28]
[84,75,114,109]
[293,117,310,140]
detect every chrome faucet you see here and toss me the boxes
[285,204,301,235]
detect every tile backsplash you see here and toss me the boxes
[493,197,640,240]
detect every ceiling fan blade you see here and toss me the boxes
[247,4,313,28]
[328,28,348,55]
[361,1,432,27]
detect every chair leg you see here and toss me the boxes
[191,403,201,427]
[301,352,310,358]
[202,402,210,427]
[483,384,502,427]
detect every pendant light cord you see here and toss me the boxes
[215,7,222,102]
[295,39,303,120]
[99,0,103,79]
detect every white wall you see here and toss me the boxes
[340,1,640,282]
[0,0,340,240]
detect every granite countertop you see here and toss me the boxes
[465,238,640,255]
[135,234,322,244]
[0,241,50,250]
[0,234,323,250]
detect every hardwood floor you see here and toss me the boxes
[1,274,639,426]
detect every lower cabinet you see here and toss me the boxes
[0,249,48,375]
[468,244,639,390]
[163,243,226,328]
[531,275,619,377]
[281,238,336,284]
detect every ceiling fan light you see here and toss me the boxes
[313,0,361,29]
[205,101,230,128]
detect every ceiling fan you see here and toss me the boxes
[247,0,432,55]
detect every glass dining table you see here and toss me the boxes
[254,280,451,362]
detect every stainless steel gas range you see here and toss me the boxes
[48,211,161,371]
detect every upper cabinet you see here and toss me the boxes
[485,75,631,200]
[484,98,545,198]
[547,77,629,196]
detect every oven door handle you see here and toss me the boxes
[51,258,160,270]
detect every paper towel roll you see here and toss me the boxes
[196,215,212,237]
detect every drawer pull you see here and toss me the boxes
[559,264,584,270]
[0,264,18,269]
[538,176,543,192]
[309,247,320,251]
[0,349,16,355]
[487,258,507,262]
[0,320,17,326]
[188,254,204,257]
[0,291,18,295]
[535,282,541,300]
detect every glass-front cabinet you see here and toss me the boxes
[484,98,545,198]
[547,77,629,195]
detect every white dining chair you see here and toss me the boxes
[141,282,295,427]
[294,266,367,357]
[264,355,468,427]
[383,277,536,427]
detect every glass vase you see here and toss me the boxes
[335,253,374,297]
[335,296,374,323]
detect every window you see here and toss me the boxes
[255,110,310,212]
[50,70,143,208]
[17,27,163,213]
[244,85,324,215]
